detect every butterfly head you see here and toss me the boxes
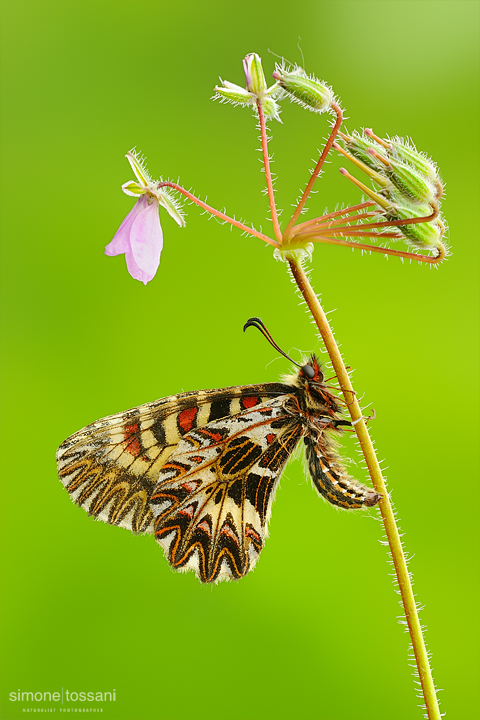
[300,355,323,383]
[297,354,341,413]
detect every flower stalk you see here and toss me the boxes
[287,257,441,720]
[296,233,446,264]
[157,181,280,247]
[254,94,442,720]
[256,99,283,243]
[283,102,343,238]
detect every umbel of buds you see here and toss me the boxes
[336,128,446,252]
[212,52,447,263]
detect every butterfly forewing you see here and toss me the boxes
[150,396,303,583]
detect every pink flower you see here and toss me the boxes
[105,194,163,285]
[106,150,185,285]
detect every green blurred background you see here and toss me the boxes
[1,1,478,719]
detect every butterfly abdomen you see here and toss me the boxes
[304,434,381,509]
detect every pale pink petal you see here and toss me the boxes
[124,252,155,285]
[105,194,149,256]
[129,199,163,280]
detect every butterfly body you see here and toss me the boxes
[57,354,380,583]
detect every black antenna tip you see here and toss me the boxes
[243,317,263,333]
[243,317,302,369]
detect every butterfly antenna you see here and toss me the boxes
[243,317,302,368]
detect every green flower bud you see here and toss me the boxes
[333,140,392,190]
[213,54,282,122]
[342,131,380,171]
[243,53,267,95]
[365,129,444,200]
[382,156,437,205]
[272,65,333,113]
[386,206,443,249]
[388,138,438,181]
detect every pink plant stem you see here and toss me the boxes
[299,229,402,240]
[307,234,446,263]
[295,212,379,232]
[157,182,279,248]
[283,103,343,240]
[256,100,283,243]
[293,202,375,234]
[296,210,440,240]
[317,231,402,238]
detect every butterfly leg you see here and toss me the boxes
[351,409,376,425]
[333,410,376,433]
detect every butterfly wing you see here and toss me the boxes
[151,395,304,583]
[56,383,290,534]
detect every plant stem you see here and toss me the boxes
[296,234,446,264]
[295,208,439,236]
[292,202,375,234]
[256,100,283,243]
[297,211,379,230]
[158,181,279,248]
[287,257,441,720]
[283,103,343,240]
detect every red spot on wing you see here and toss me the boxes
[178,505,195,518]
[245,526,262,544]
[221,524,240,546]
[123,423,141,457]
[198,429,224,443]
[241,396,260,409]
[178,406,198,433]
[125,423,139,437]
[197,520,211,537]
[266,433,276,444]
[182,480,200,493]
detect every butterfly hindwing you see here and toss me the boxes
[151,395,304,583]
[56,383,289,535]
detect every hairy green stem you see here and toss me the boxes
[288,257,441,720]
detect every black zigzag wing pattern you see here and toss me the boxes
[150,395,303,583]
[56,383,290,534]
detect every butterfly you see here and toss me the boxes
[56,318,381,583]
